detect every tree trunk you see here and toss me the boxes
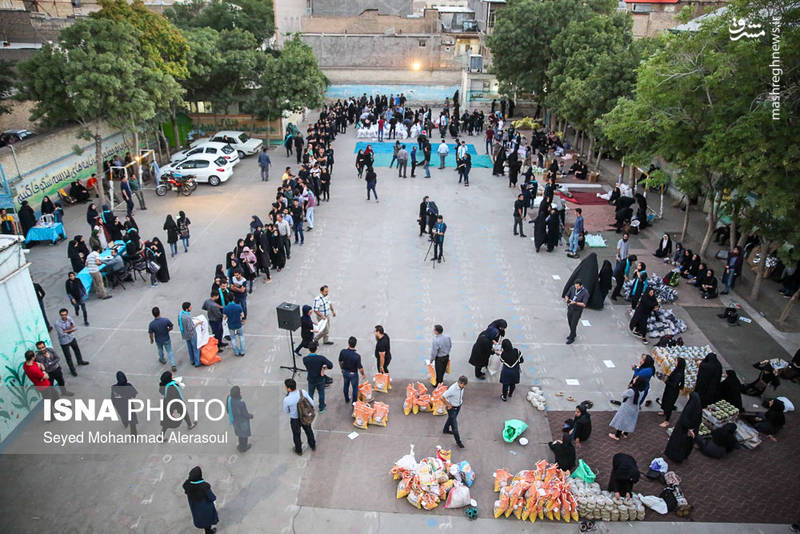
[778,286,800,323]
[659,187,664,219]
[749,240,770,301]
[159,130,170,159]
[594,144,603,169]
[172,118,180,149]
[737,231,748,248]
[699,199,717,257]
[94,125,107,208]
[681,195,690,242]
[132,128,140,179]
[586,136,594,162]
[729,220,736,251]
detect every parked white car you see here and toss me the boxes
[170,141,240,166]
[196,130,263,158]
[157,153,234,186]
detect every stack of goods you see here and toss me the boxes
[390,445,476,511]
[702,399,739,428]
[623,274,678,303]
[404,382,448,416]
[585,234,607,248]
[492,461,579,522]
[652,345,711,393]
[352,400,390,429]
[568,478,646,521]
[526,386,547,411]
[629,308,687,338]
[373,373,392,393]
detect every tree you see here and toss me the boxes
[210,29,269,114]
[0,60,15,115]
[245,35,327,143]
[181,27,224,103]
[16,18,178,207]
[166,0,275,44]
[487,0,615,97]
[93,0,188,80]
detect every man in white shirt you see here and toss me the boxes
[85,245,111,299]
[282,378,316,455]
[437,140,449,169]
[312,284,336,345]
[442,375,468,448]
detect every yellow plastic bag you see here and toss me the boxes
[358,381,374,402]
[428,362,437,386]
[374,373,390,393]
[353,403,373,429]
[371,401,389,426]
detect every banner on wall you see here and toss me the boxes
[12,131,129,209]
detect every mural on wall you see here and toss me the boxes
[12,131,129,210]
[326,84,460,102]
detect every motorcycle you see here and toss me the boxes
[155,171,197,197]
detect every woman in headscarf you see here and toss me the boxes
[744,398,785,438]
[227,258,244,281]
[269,227,286,271]
[695,422,738,459]
[227,385,254,452]
[566,403,592,444]
[492,141,506,176]
[629,287,659,342]
[355,149,367,179]
[688,261,708,286]
[659,357,685,427]
[629,272,649,310]
[232,238,246,261]
[664,391,702,463]
[68,235,90,272]
[654,233,673,259]
[507,146,520,188]
[609,379,646,440]
[108,216,125,242]
[548,430,576,472]
[699,268,718,299]
[607,453,639,498]
[213,264,226,284]
[632,353,656,405]
[499,339,523,401]
[86,203,100,229]
[293,305,314,355]
[545,206,561,252]
[40,195,55,215]
[159,371,195,436]
[183,466,219,534]
[151,237,170,283]
[533,202,548,253]
[256,224,271,284]
[718,369,743,410]
[239,246,257,293]
[18,200,36,237]
[100,203,114,226]
[680,253,702,279]
[124,214,138,232]
[484,319,507,339]
[163,214,179,256]
[243,232,256,252]
[110,371,138,436]
[607,185,621,206]
[740,360,780,397]
[249,215,264,234]
[694,353,722,407]
[592,260,614,308]
[177,211,191,252]
[469,328,498,379]
[90,225,108,251]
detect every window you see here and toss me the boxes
[211,136,224,143]
[419,40,426,47]
[186,148,202,156]
[179,161,197,169]
[206,148,218,154]
[214,157,228,167]
[221,145,234,154]
[195,161,210,169]
[238,133,249,143]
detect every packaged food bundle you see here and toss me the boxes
[353,402,374,430]
[374,373,391,393]
[494,486,511,518]
[371,401,389,426]
[352,400,371,418]
[493,469,513,492]
[431,397,447,415]
[415,393,432,412]
[436,446,451,463]
[358,381,374,402]
[431,383,447,399]
[427,361,437,386]
[445,482,471,509]
[420,492,439,510]
[458,461,475,487]
[407,488,423,509]
[396,472,415,498]
[415,382,429,396]
[403,384,417,416]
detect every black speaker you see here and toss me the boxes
[276,302,301,331]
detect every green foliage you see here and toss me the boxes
[93,0,189,79]
[511,117,540,130]
[166,0,275,44]
[0,60,14,115]
[246,35,327,121]
[180,27,224,102]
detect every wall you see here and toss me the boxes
[0,122,127,210]
[301,8,439,34]
[311,0,413,17]
[323,67,461,85]
[301,33,450,69]
[274,0,307,45]
[0,235,49,446]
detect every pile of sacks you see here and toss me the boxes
[629,308,688,338]
[492,461,579,522]
[526,386,547,411]
[404,382,448,416]
[390,444,476,511]
[569,478,646,521]
[623,274,679,303]
[352,374,392,428]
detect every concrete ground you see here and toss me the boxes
[0,120,795,533]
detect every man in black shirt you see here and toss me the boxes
[290,199,305,245]
[513,194,527,237]
[564,279,589,345]
[374,325,391,373]
[302,342,334,413]
[339,336,366,403]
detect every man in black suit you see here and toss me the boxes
[418,196,431,236]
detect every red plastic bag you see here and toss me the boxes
[200,337,221,366]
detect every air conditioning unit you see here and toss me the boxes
[469,54,483,73]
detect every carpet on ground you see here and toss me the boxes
[557,191,610,206]
[354,142,493,168]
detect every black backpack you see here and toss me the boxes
[718,307,739,324]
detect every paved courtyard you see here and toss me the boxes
[0,121,796,533]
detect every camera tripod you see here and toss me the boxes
[424,237,445,269]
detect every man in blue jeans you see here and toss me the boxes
[179,302,200,367]
[303,342,333,413]
[290,198,304,245]
[148,306,176,372]
[567,208,584,257]
[338,336,366,403]
[223,299,246,356]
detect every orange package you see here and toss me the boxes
[415,382,428,396]
[199,337,222,366]
[427,362,437,386]
[358,381,374,402]
[431,397,447,416]
[352,400,371,418]
[371,401,389,426]
[414,393,432,412]
[353,403,374,429]
[493,469,513,492]
[431,383,447,399]
[374,373,391,393]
